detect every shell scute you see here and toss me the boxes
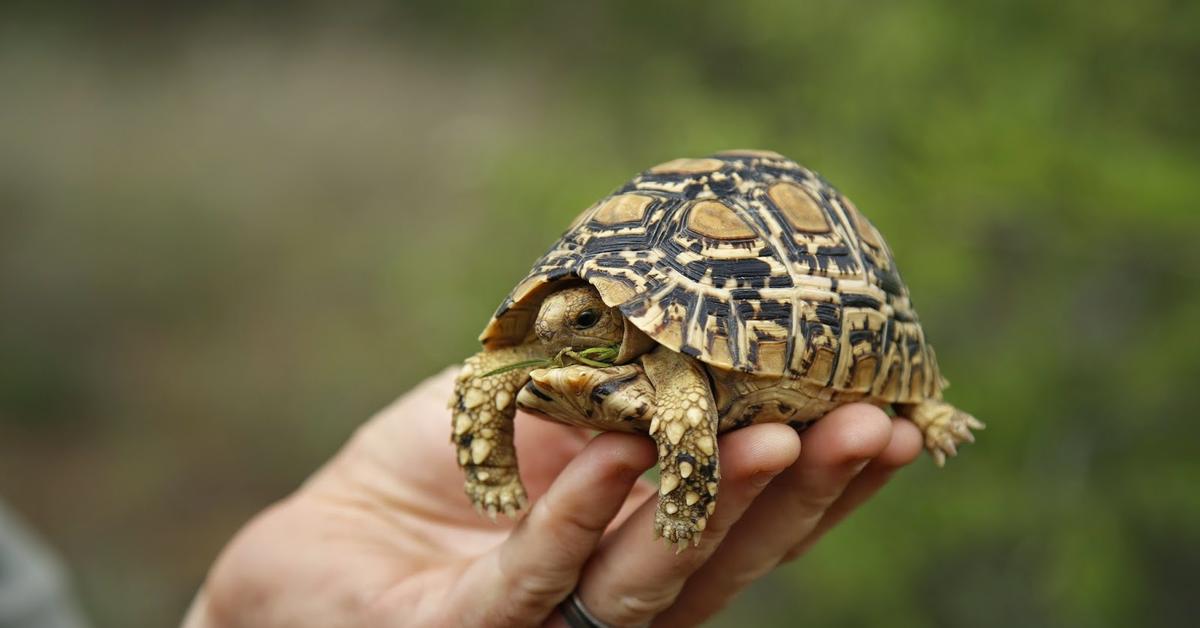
[592,193,655,225]
[685,200,757,240]
[767,181,831,234]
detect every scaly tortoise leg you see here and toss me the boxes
[450,345,544,519]
[896,400,985,466]
[642,346,720,547]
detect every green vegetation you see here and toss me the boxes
[0,2,1197,626]
[482,345,623,377]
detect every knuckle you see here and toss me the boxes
[596,587,681,626]
[494,542,577,618]
[509,573,571,611]
[731,562,773,589]
[540,497,600,540]
[532,491,608,546]
[787,488,840,518]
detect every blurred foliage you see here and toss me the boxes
[1,1,1198,627]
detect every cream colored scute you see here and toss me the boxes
[592,193,654,225]
[686,200,757,240]
[768,182,830,233]
[648,157,725,175]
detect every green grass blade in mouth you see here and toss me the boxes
[480,358,555,377]
[564,352,612,368]
[566,344,621,367]
[576,345,620,362]
[480,343,621,377]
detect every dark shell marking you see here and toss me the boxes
[481,151,943,404]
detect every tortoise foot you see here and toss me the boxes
[654,496,712,551]
[464,470,527,521]
[902,401,985,466]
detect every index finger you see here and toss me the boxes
[442,432,656,627]
[563,423,802,627]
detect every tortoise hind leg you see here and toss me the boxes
[896,400,985,466]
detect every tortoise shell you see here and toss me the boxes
[480,150,943,404]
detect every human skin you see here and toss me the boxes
[183,367,923,627]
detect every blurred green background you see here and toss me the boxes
[1,1,1197,626]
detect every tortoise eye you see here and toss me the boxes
[574,309,600,329]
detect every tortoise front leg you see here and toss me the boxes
[642,346,720,546]
[450,346,544,518]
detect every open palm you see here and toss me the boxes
[186,368,922,627]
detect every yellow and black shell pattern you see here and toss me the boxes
[480,150,942,404]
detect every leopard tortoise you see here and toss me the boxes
[450,150,982,545]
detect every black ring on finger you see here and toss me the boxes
[558,591,613,628]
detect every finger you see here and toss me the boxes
[446,432,656,627]
[570,423,802,627]
[512,411,595,503]
[782,416,923,561]
[659,404,892,626]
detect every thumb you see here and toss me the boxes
[451,432,655,626]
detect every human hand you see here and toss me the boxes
[184,367,923,627]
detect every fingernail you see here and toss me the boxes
[615,464,646,484]
[751,469,782,488]
[847,458,872,474]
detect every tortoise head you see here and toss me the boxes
[534,284,621,349]
[533,284,656,362]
